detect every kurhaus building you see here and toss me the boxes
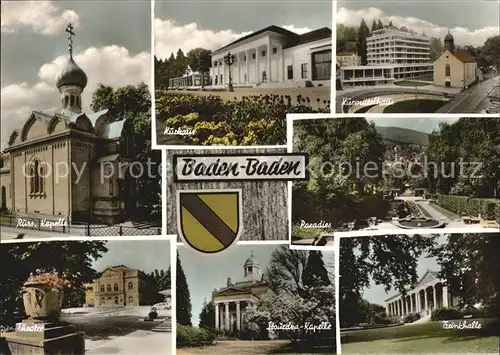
[384,270,457,320]
[339,27,433,87]
[169,25,332,89]
[212,252,270,338]
[85,265,156,307]
[0,25,137,224]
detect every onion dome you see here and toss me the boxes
[56,56,88,90]
[244,251,258,268]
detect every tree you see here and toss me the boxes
[199,299,215,329]
[429,37,444,61]
[91,83,161,218]
[431,233,500,315]
[150,267,171,302]
[303,251,331,288]
[371,20,378,32]
[356,19,370,65]
[339,234,437,327]
[243,247,335,343]
[389,21,393,28]
[265,245,308,294]
[426,117,500,198]
[177,250,192,326]
[337,24,358,52]
[478,35,500,69]
[186,48,212,73]
[377,19,384,30]
[0,241,108,324]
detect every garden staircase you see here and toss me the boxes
[412,314,432,324]
[152,319,172,332]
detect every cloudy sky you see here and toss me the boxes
[341,234,447,305]
[154,0,332,59]
[337,0,499,47]
[0,1,151,150]
[179,243,335,326]
[92,240,171,275]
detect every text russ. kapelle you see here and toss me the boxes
[173,154,309,182]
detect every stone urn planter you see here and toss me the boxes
[22,282,64,321]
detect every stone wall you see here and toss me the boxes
[70,139,95,221]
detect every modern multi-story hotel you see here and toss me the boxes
[339,27,433,87]
[168,25,332,89]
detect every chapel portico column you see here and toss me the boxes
[236,301,241,331]
[215,302,220,329]
[224,302,230,331]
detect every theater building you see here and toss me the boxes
[207,25,331,89]
[384,270,456,320]
[0,26,137,224]
[85,265,156,307]
[339,27,433,88]
[212,252,270,336]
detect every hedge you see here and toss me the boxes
[403,313,421,323]
[156,91,329,146]
[437,195,500,221]
[177,324,215,347]
[431,307,463,321]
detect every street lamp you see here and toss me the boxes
[224,52,235,92]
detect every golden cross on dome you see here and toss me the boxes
[66,23,75,58]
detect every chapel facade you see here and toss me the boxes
[0,24,137,224]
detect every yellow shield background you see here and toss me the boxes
[177,189,243,254]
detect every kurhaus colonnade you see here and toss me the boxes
[211,43,284,86]
[385,271,449,319]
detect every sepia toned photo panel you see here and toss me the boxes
[175,243,335,354]
[335,0,499,114]
[291,116,500,244]
[0,239,173,354]
[0,1,160,240]
[154,0,333,147]
[338,232,500,354]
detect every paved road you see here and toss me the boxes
[86,330,172,355]
[437,76,500,113]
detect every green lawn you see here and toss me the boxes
[393,80,431,87]
[341,319,500,354]
[0,214,15,225]
[383,99,447,113]
[291,225,323,240]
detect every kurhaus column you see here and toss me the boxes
[225,302,230,331]
[245,50,249,83]
[255,47,259,83]
[267,43,271,83]
[416,291,420,313]
[236,301,241,330]
[215,302,219,329]
[279,45,284,82]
